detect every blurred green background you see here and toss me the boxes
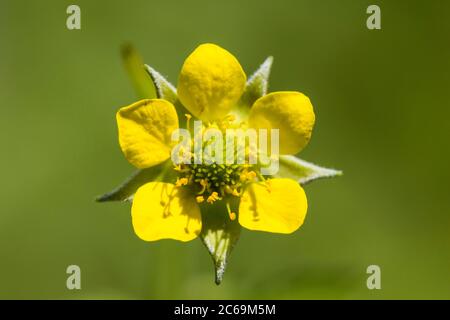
[0,0,449,299]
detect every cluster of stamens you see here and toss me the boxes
[173,114,259,220]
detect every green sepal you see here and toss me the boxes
[239,56,273,109]
[121,44,157,99]
[199,200,241,285]
[145,64,190,128]
[96,160,175,202]
[275,155,342,185]
[145,65,178,104]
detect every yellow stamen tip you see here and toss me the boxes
[229,212,236,221]
[207,191,220,204]
[176,177,189,187]
[196,196,205,203]
[240,170,257,182]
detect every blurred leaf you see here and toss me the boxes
[275,155,342,185]
[96,160,175,202]
[121,43,157,99]
[200,201,241,285]
[238,56,273,108]
[145,65,178,103]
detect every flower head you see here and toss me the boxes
[98,43,341,283]
[115,43,315,241]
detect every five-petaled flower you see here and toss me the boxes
[115,43,315,242]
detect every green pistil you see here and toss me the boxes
[178,161,246,198]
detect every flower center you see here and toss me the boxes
[173,115,259,211]
[177,162,245,197]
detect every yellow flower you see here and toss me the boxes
[115,43,315,242]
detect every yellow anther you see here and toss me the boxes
[196,196,205,203]
[185,114,192,121]
[225,201,236,220]
[175,177,189,187]
[226,114,236,122]
[225,185,240,197]
[219,114,237,131]
[173,165,182,172]
[240,170,257,182]
[247,171,256,180]
[207,192,220,204]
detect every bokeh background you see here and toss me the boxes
[0,0,449,299]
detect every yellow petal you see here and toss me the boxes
[248,92,315,155]
[131,182,202,242]
[177,43,246,121]
[116,99,178,169]
[238,178,307,234]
